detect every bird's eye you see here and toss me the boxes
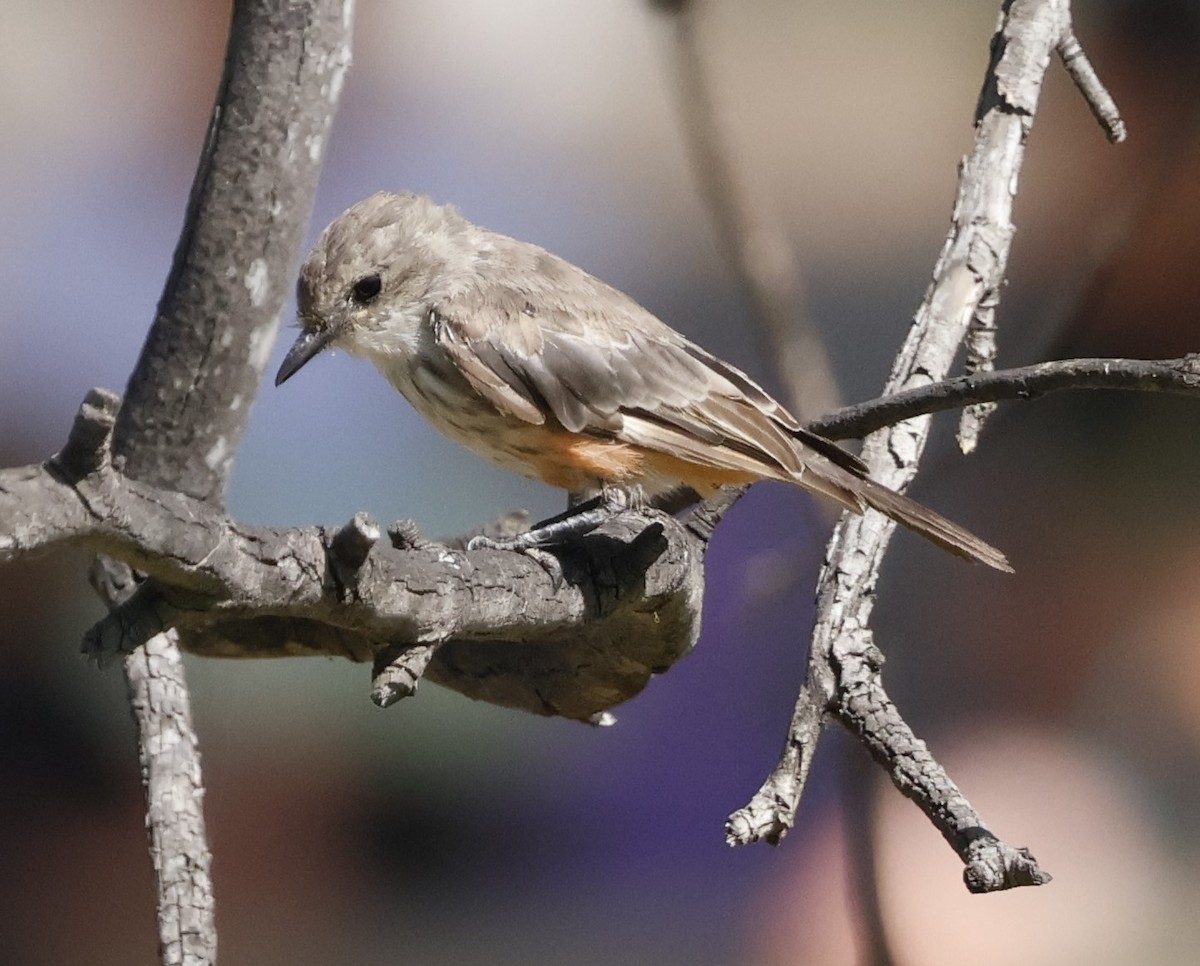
[349,274,383,304]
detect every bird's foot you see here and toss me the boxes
[467,487,637,553]
[465,489,643,589]
[466,534,567,588]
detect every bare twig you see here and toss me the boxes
[810,355,1200,441]
[1058,27,1127,144]
[957,11,1124,448]
[331,512,382,571]
[835,654,1051,892]
[372,642,440,707]
[658,0,840,419]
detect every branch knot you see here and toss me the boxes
[53,388,121,480]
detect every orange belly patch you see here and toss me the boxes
[635,448,762,495]
[529,435,647,490]
[536,433,764,495]
[435,405,769,495]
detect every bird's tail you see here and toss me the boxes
[852,476,1012,572]
[799,460,1012,573]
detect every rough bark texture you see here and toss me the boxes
[93,1,356,962]
[114,0,354,504]
[724,0,1096,893]
[8,388,706,722]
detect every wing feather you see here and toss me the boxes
[433,309,545,425]
[429,258,853,487]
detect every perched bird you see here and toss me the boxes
[276,192,1009,572]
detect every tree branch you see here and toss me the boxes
[1058,27,1127,144]
[10,354,1187,719]
[0,0,1142,915]
[726,0,1115,894]
[2,389,706,723]
[810,354,1200,441]
[955,2,1125,451]
[89,2,355,961]
[833,637,1051,892]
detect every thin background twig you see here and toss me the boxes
[656,0,841,421]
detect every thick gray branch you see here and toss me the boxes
[2,390,705,723]
[114,0,352,503]
[93,2,355,963]
[14,355,1193,714]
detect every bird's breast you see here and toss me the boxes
[370,352,649,491]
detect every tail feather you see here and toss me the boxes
[850,475,1012,573]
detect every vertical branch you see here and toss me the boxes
[657,0,841,419]
[815,0,1065,744]
[728,0,1072,869]
[957,295,1000,453]
[956,6,1125,450]
[114,0,353,502]
[104,1,355,962]
[128,636,215,964]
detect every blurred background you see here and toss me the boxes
[3,0,1200,963]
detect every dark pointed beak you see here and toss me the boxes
[275,327,337,386]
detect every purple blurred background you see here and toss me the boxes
[3,1,1200,963]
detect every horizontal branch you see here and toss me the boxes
[8,353,1192,712]
[7,353,1192,721]
[1,389,705,722]
[809,355,1200,441]
[698,355,1200,548]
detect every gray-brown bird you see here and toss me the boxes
[276,191,1010,572]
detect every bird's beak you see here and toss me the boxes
[275,326,337,386]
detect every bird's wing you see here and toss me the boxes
[431,275,866,485]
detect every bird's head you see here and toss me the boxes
[275,191,468,386]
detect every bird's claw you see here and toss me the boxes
[468,531,538,553]
[467,534,565,590]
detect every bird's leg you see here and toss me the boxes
[466,486,642,553]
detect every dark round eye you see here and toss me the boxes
[349,273,382,304]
